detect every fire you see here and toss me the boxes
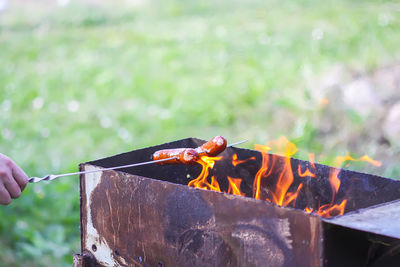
[334,153,355,166]
[208,176,221,192]
[317,199,347,218]
[298,165,316,178]
[227,176,245,196]
[253,144,272,200]
[188,156,222,191]
[311,168,347,218]
[359,155,382,167]
[282,183,303,206]
[188,136,382,219]
[305,207,313,213]
[335,153,382,167]
[254,138,302,207]
[329,169,341,195]
[272,143,296,206]
[232,154,256,167]
[318,98,329,108]
[265,136,297,156]
[308,153,316,168]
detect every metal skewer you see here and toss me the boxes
[28,140,248,183]
[226,140,248,147]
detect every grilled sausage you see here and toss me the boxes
[195,136,227,157]
[152,148,199,165]
[152,136,228,165]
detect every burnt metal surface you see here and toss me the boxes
[88,138,400,216]
[79,137,400,266]
[323,199,400,239]
[73,252,98,267]
[81,166,323,267]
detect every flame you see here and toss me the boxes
[254,144,271,153]
[335,153,382,168]
[253,144,272,200]
[227,176,245,196]
[305,207,314,213]
[232,154,256,167]
[317,199,347,218]
[187,136,382,219]
[298,165,316,178]
[209,176,221,192]
[359,155,382,167]
[329,169,341,195]
[273,152,295,206]
[271,138,297,206]
[318,98,329,109]
[188,156,222,191]
[254,138,300,207]
[282,183,303,206]
[313,168,346,218]
[334,153,355,166]
[256,136,296,156]
[308,153,316,168]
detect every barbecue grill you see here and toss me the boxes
[73,138,400,267]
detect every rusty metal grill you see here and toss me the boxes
[74,138,400,267]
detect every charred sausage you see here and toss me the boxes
[195,136,227,157]
[152,148,199,165]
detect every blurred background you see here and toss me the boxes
[0,0,399,265]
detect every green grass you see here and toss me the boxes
[1,0,399,265]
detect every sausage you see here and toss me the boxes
[195,136,227,157]
[152,136,228,165]
[152,148,199,165]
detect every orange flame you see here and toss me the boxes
[187,136,382,219]
[298,165,316,178]
[317,199,347,218]
[273,152,295,206]
[254,144,271,153]
[313,168,346,218]
[254,138,301,207]
[320,98,329,104]
[334,153,382,168]
[308,153,316,168]
[282,183,303,207]
[272,138,297,206]
[209,176,221,192]
[334,153,355,167]
[188,156,222,191]
[329,169,341,195]
[305,207,313,213]
[253,144,272,200]
[359,155,382,167]
[232,154,256,167]
[318,98,329,109]
[227,176,245,196]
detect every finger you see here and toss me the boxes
[0,184,12,205]
[3,172,22,199]
[9,160,28,191]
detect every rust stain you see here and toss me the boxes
[82,168,322,266]
[78,137,400,267]
[88,171,144,266]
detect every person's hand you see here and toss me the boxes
[0,153,28,205]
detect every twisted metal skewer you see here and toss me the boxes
[28,140,248,183]
[28,157,178,183]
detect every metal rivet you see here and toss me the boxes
[92,244,97,252]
